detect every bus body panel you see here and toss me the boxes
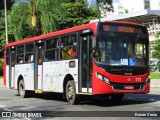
[3,48,7,86]
[104,72,149,84]
[43,61,60,92]
[38,65,43,89]
[43,59,78,93]
[92,79,150,94]
[6,65,9,88]
[92,62,150,94]
[57,59,79,93]
[11,67,15,88]
[15,64,34,90]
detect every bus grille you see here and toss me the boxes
[111,83,144,90]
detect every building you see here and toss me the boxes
[112,0,160,15]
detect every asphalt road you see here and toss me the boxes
[0,84,160,120]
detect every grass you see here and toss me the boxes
[150,72,160,79]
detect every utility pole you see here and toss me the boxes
[96,0,101,22]
[4,0,8,44]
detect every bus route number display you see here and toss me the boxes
[102,25,142,34]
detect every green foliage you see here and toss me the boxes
[8,0,99,40]
[8,0,63,40]
[152,33,160,59]
[56,0,98,29]
[152,33,160,70]
[8,3,33,40]
[7,0,113,41]
[0,10,5,35]
[150,72,160,79]
[35,0,63,34]
[0,58,3,72]
[0,10,6,56]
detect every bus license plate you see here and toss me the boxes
[124,85,134,90]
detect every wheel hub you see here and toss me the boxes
[68,86,73,98]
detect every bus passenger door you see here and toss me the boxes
[9,47,15,88]
[79,33,93,93]
[34,42,43,93]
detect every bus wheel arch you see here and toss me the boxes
[63,74,74,97]
[63,74,79,104]
[17,75,24,93]
[17,75,29,98]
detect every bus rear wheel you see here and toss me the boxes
[66,80,79,105]
[18,80,29,98]
[110,94,124,101]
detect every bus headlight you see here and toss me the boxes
[96,72,110,84]
[144,77,150,85]
[104,77,110,84]
[96,73,103,81]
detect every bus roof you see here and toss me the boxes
[6,20,142,47]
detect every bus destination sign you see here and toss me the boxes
[101,24,145,34]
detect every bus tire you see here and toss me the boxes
[66,80,79,105]
[110,94,124,101]
[18,80,29,98]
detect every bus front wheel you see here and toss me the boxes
[18,80,29,98]
[66,80,79,105]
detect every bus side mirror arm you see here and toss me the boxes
[92,37,97,58]
[92,37,96,50]
[137,35,148,41]
[93,50,98,58]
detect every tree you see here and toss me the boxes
[8,0,99,40]
[8,2,33,40]
[89,0,113,17]
[35,0,63,34]
[0,1,14,73]
[56,0,98,29]
[8,0,63,41]
[0,10,14,54]
[152,33,160,71]
[152,33,160,59]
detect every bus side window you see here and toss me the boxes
[61,36,69,59]
[45,37,59,61]
[25,43,34,63]
[6,48,9,65]
[26,54,33,62]
[16,45,24,64]
[61,34,77,59]
[70,35,77,58]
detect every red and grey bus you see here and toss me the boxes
[4,21,150,104]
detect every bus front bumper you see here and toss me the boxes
[92,82,150,95]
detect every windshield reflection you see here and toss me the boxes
[95,35,147,67]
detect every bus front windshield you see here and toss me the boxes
[95,35,148,67]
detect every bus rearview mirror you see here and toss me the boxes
[137,35,148,41]
[92,37,96,50]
